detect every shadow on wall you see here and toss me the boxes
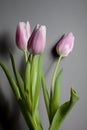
[0,31,23,130]
[0,89,21,130]
[0,32,15,59]
[51,34,64,59]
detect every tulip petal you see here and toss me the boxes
[28,25,46,54]
[16,21,31,50]
[56,32,75,57]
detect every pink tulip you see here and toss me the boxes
[16,21,31,50]
[28,24,46,54]
[56,32,75,57]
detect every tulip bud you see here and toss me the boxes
[16,21,31,50]
[56,32,75,57]
[28,24,46,54]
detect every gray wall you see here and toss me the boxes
[0,0,87,130]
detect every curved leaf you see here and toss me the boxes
[49,88,79,130]
[0,61,20,100]
[9,52,32,112]
[9,51,24,98]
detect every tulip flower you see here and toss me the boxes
[56,32,75,57]
[16,21,31,50]
[28,24,46,54]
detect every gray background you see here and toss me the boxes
[0,0,87,130]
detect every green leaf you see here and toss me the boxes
[34,109,43,130]
[18,99,38,130]
[9,51,24,98]
[50,68,63,122]
[49,88,79,130]
[31,55,38,105]
[41,73,50,119]
[0,61,20,100]
[9,52,32,112]
[24,60,31,93]
[24,59,32,112]
[34,54,43,111]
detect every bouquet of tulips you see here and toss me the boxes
[0,21,79,130]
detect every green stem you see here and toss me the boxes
[24,50,28,62]
[51,55,62,96]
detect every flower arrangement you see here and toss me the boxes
[0,21,79,130]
